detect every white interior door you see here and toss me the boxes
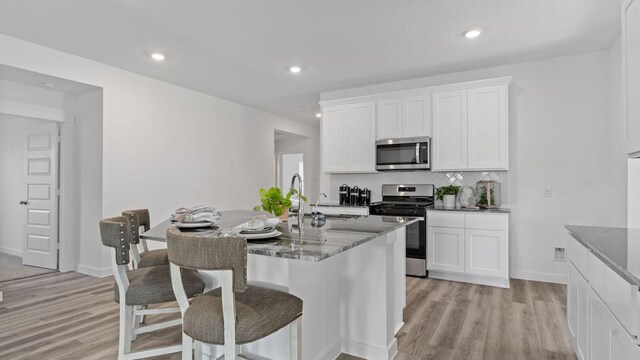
[22,123,59,269]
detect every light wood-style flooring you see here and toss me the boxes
[0,272,576,360]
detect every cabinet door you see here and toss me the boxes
[624,0,640,155]
[432,90,468,171]
[322,105,349,172]
[588,286,639,360]
[577,273,589,360]
[347,102,376,172]
[567,262,579,342]
[427,226,465,273]
[376,98,403,140]
[403,95,432,137]
[464,229,507,277]
[467,86,508,170]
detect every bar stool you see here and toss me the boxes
[166,227,303,359]
[100,216,205,360]
[122,209,169,268]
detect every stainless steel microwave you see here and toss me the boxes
[376,137,431,171]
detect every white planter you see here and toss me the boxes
[443,195,456,209]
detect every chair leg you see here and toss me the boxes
[182,333,193,360]
[119,303,133,359]
[290,317,302,360]
[224,341,236,359]
[194,341,203,360]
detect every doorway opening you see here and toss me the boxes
[274,130,309,210]
[0,65,103,283]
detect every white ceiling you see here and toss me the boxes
[0,0,623,123]
[0,65,98,94]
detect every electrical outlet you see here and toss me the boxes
[544,187,552,198]
[554,247,566,261]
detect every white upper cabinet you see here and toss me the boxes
[322,102,376,173]
[403,95,432,138]
[624,0,640,156]
[347,102,376,172]
[322,105,349,172]
[376,98,403,139]
[320,77,510,173]
[432,90,468,170]
[467,86,508,169]
[432,83,509,171]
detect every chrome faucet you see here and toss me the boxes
[290,173,304,220]
[314,193,327,213]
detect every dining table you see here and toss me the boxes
[142,209,418,360]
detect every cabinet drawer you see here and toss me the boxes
[605,266,639,336]
[588,252,607,298]
[567,234,589,279]
[465,213,508,231]
[427,212,465,228]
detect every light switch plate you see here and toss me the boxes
[544,187,552,198]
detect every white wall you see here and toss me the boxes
[322,47,627,284]
[0,114,54,255]
[0,34,320,276]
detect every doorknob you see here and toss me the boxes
[19,201,28,205]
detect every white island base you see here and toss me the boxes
[198,227,406,360]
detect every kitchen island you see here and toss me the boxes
[142,210,418,360]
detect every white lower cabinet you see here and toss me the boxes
[567,234,640,360]
[427,226,465,273]
[427,211,509,288]
[568,261,590,360]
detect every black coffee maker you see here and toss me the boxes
[339,184,350,205]
[350,186,360,206]
[359,188,371,206]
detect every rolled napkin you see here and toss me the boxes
[231,215,281,234]
[171,205,220,223]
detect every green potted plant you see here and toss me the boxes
[253,187,307,221]
[436,185,460,209]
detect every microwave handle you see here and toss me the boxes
[415,143,420,164]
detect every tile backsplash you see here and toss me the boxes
[326,171,509,206]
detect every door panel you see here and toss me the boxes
[427,226,465,273]
[403,95,431,137]
[467,86,508,170]
[464,229,506,277]
[347,102,375,172]
[376,98,403,139]
[432,90,467,170]
[322,106,349,172]
[22,123,59,269]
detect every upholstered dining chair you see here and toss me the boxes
[166,227,303,359]
[122,209,169,268]
[100,216,205,360]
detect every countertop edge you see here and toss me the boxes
[142,217,421,262]
[428,207,511,214]
[565,225,640,287]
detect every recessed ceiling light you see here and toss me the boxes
[150,53,166,61]
[42,82,55,88]
[315,113,322,118]
[289,66,302,74]
[463,29,482,39]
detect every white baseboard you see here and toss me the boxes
[429,271,510,288]
[76,264,111,278]
[0,246,22,257]
[341,338,396,360]
[510,269,567,284]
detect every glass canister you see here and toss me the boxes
[475,180,501,209]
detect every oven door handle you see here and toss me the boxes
[415,143,420,164]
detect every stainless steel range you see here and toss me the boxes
[369,184,434,277]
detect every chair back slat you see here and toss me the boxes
[166,227,247,292]
[100,216,131,265]
[122,209,150,244]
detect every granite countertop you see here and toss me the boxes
[565,225,640,286]
[429,206,511,214]
[142,210,418,262]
